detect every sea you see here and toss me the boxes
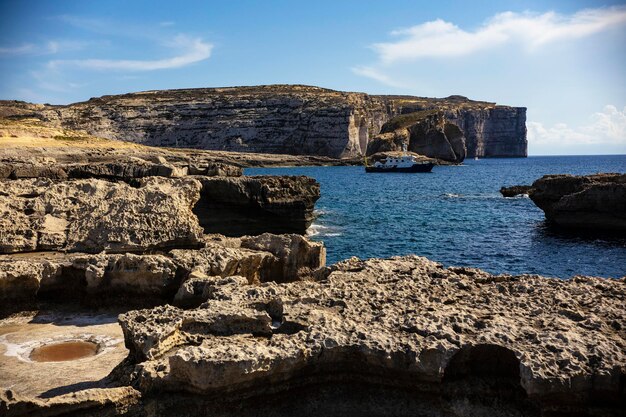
[246,155,626,279]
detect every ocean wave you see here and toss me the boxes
[307,223,342,237]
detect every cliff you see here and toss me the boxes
[366,110,467,163]
[1,85,527,158]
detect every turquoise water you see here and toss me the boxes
[246,155,626,278]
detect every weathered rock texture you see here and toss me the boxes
[2,85,527,158]
[0,387,141,417]
[366,110,467,163]
[0,177,204,254]
[193,175,320,235]
[116,256,625,416]
[1,160,320,242]
[0,116,359,168]
[0,234,325,307]
[529,173,626,233]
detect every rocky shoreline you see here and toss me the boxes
[502,173,626,233]
[1,140,624,416]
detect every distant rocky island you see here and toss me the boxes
[0,85,527,160]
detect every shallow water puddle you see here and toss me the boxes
[29,340,99,362]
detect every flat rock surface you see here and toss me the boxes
[0,309,127,398]
[120,255,625,408]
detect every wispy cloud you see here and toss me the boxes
[371,6,626,64]
[351,66,408,88]
[0,44,36,55]
[528,105,626,146]
[0,40,91,56]
[48,35,213,71]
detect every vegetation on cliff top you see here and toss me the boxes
[380,109,439,133]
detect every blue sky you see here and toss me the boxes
[1,0,625,155]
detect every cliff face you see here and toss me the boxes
[446,106,528,157]
[366,110,467,163]
[9,85,527,158]
[36,86,389,159]
[377,95,527,158]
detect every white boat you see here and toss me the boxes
[365,149,434,173]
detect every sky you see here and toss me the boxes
[0,0,625,155]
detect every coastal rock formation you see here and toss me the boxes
[0,387,141,417]
[240,233,327,282]
[500,185,532,197]
[2,85,527,158]
[117,255,625,416]
[366,110,467,163]
[529,173,626,232]
[33,86,389,159]
[193,175,320,235]
[0,116,357,169]
[0,235,325,306]
[0,177,204,254]
[1,159,245,183]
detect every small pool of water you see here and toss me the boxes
[29,340,99,362]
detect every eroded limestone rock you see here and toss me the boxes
[529,173,626,232]
[193,175,320,235]
[2,86,527,159]
[240,233,326,282]
[366,111,467,163]
[0,177,204,254]
[0,233,325,306]
[500,185,532,197]
[119,256,626,415]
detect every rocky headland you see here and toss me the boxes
[0,85,527,159]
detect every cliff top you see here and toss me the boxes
[1,85,520,111]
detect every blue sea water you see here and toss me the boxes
[246,155,626,278]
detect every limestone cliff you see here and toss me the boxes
[366,110,467,163]
[3,86,527,158]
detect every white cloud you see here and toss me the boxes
[0,40,90,56]
[370,6,626,64]
[48,35,212,71]
[351,66,408,88]
[0,44,36,55]
[528,105,626,146]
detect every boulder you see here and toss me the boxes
[193,176,320,236]
[529,173,626,232]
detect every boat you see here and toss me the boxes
[365,153,434,173]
